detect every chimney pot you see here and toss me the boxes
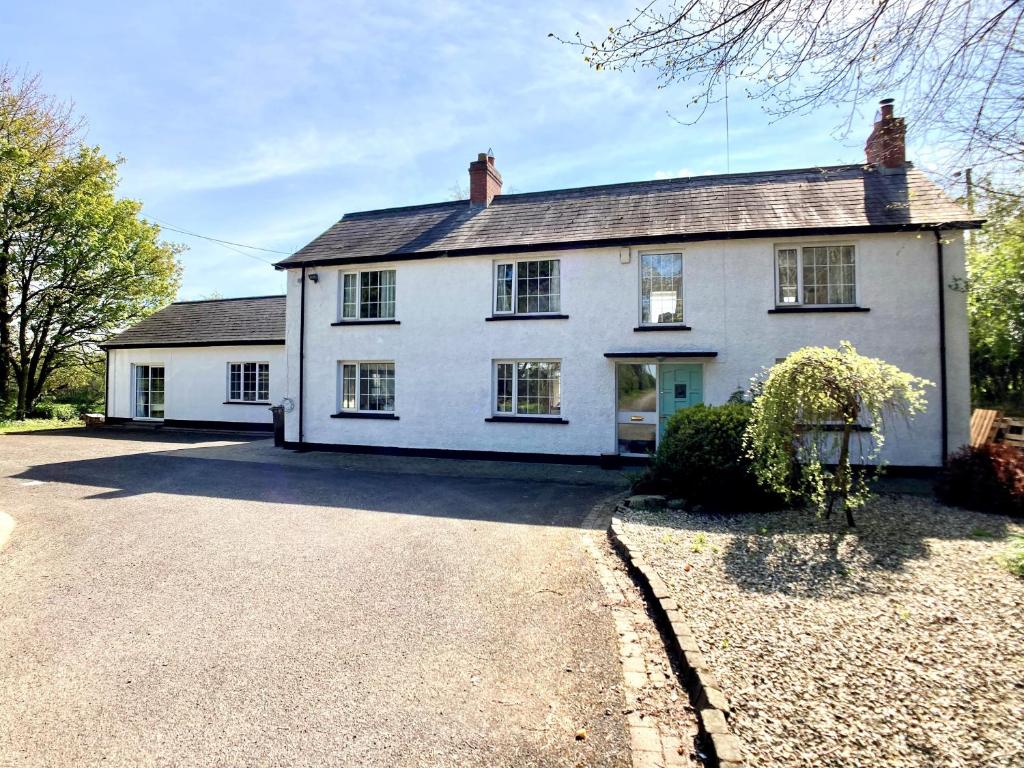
[469,151,502,206]
[865,98,905,171]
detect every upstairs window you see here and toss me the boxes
[640,252,684,325]
[340,269,396,320]
[776,245,856,306]
[228,362,270,402]
[494,360,561,417]
[494,259,560,314]
[339,361,395,413]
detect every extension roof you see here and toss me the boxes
[276,163,982,269]
[101,295,286,349]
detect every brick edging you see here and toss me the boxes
[609,513,746,768]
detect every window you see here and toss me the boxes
[776,245,856,306]
[340,269,396,320]
[339,361,395,412]
[494,360,561,416]
[640,253,683,325]
[227,362,270,402]
[494,259,560,314]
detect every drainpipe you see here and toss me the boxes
[934,230,949,462]
[104,348,110,418]
[298,266,306,448]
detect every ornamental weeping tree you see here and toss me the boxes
[743,342,931,526]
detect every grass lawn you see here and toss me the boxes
[620,495,1024,768]
[0,417,83,434]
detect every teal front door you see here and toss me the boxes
[658,364,703,436]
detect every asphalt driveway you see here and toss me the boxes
[0,430,631,767]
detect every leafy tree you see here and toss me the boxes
[964,184,1024,409]
[1,69,182,418]
[556,0,1024,175]
[1,69,81,408]
[744,342,931,526]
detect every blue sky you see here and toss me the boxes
[4,1,897,300]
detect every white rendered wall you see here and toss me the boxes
[283,231,970,466]
[108,345,286,425]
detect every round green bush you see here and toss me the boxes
[645,403,782,509]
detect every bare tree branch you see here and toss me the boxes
[555,0,1024,174]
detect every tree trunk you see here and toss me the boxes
[835,422,855,527]
[0,255,9,411]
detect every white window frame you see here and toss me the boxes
[492,359,562,418]
[226,362,270,403]
[492,258,561,315]
[774,243,858,307]
[132,363,165,420]
[337,268,397,321]
[638,251,686,326]
[337,360,396,414]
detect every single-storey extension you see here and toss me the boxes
[102,295,285,431]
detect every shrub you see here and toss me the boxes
[936,443,1024,517]
[643,403,782,509]
[31,401,81,422]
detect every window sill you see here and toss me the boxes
[485,314,569,321]
[331,319,400,326]
[485,415,569,424]
[330,412,399,420]
[222,401,271,406]
[634,324,691,332]
[768,306,870,314]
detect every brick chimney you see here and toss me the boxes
[469,152,502,206]
[865,98,906,171]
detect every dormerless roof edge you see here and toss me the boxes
[101,339,285,350]
[274,221,982,270]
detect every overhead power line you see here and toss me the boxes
[146,216,292,263]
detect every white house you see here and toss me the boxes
[273,101,980,467]
[105,101,982,467]
[103,296,285,431]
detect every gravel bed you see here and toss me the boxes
[620,495,1024,768]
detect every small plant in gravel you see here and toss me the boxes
[744,341,931,527]
[1001,534,1024,577]
[691,533,708,553]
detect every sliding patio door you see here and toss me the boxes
[134,365,165,419]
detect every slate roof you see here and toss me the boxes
[277,163,981,268]
[101,295,286,348]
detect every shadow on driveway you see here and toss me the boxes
[11,433,626,529]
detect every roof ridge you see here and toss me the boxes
[338,163,900,219]
[493,163,889,202]
[172,294,285,305]
[341,199,466,219]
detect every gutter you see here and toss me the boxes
[934,230,949,462]
[99,339,285,350]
